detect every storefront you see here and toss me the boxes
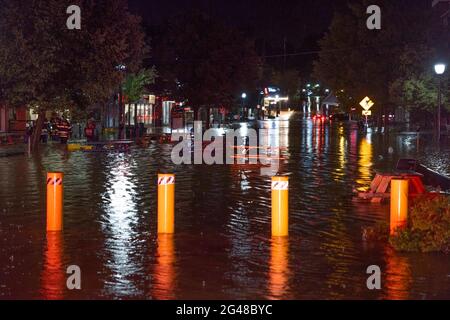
[124,101,154,127]
[260,87,290,119]
[125,95,156,132]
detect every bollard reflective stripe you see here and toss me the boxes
[158,175,175,185]
[390,179,408,235]
[47,172,63,232]
[271,176,289,237]
[271,180,289,191]
[158,174,175,234]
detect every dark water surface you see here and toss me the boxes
[1,118,449,299]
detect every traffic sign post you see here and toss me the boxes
[360,97,374,128]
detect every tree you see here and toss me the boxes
[152,12,261,125]
[123,69,157,103]
[313,0,432,127]
[0,0,147,150]
[389,45,449,128]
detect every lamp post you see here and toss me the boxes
[241,93,247,119]
[116,64,127,140]
[434,63,446,142]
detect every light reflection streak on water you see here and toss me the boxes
[314,122,324,154]
[304,120,313,154]
[40,232,64,300]
[356,133,373,191]
[101,154,140,296]
[268,237,290,300]
[334,128,347,182]
[152,234,176,299]
[384,247,412,300]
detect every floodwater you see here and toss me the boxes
[0,117,449,300]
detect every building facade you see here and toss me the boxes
[0,105,28,133]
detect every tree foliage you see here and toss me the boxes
[389,46,449,115]
[122,68,158,104]
[313,0,436,116]
[152,12,261,116]
[0,0,147,112]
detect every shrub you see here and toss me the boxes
[390,196,450,253]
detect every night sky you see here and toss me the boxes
[128,0,352,73]
[128,0,346,39]
[128,0,433,74]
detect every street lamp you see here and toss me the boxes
[434,63,446,141]
[241,93,247,119]
[116,64,127,140]
[434,63,446,75]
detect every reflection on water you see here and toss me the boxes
[356,134,373,190]
[152,234,176,300]
[41,232,64,300]
[268,237,290,300]
[101,154,141,297]
[384,247,412,300]
[0,118,449,299]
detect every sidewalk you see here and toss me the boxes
[0,145,25,157]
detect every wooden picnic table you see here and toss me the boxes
[359,171,426,203]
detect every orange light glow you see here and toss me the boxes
[41,232,64,300]
[153,234,176,299]
[268,237,290,299]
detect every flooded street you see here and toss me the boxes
[1,118,449,300]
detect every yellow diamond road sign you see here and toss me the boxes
[359,97,374,111]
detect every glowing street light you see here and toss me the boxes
[434,63,446,141]
[434,63,446,75]
[241,93,247,118]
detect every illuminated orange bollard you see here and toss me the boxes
[271,176,289,237]
[390,179,408,235]
[47,172,63,232]
[158,174,175,234]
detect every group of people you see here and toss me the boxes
[25,118,73,144]
[25,118,102,144]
